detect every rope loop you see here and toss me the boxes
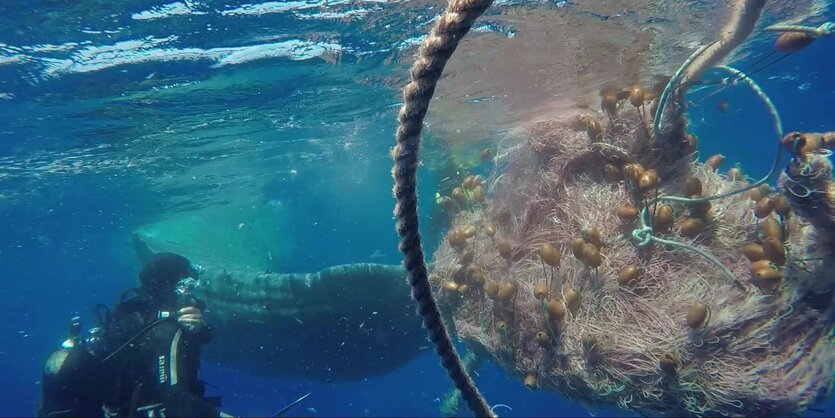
[632,226,653,248]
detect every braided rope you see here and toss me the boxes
[764,22,834,37]
[678,0,766,89]
[655,0,766,136]
[440,350,486,417]
[391,0,495,416]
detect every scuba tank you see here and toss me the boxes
[38,317,108,417]
[60,316,82,349]
[44,316,84,380]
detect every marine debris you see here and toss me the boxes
[429,104,834,417]
[392,0,835,416]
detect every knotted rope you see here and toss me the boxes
[631,207,745,291]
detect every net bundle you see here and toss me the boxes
[430,103,834,416]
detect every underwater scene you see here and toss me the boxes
[1,0,834,416]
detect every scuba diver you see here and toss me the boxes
[38,252,228,417]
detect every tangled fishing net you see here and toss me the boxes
[429,102,834,416]
[387,0,834,415]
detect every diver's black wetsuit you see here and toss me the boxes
[39,340,109,417]
[39,293,221,418]
[101,294,219,417]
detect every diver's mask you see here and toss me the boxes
[175,262,202,296]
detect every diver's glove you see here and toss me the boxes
[177,306,206,333]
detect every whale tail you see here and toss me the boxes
[131,233,156,266]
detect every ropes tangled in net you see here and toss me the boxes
[430,96,835,415]
[393,0,834,414]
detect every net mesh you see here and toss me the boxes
[430,104,834,416]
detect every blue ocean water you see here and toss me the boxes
[0,1,833,417]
